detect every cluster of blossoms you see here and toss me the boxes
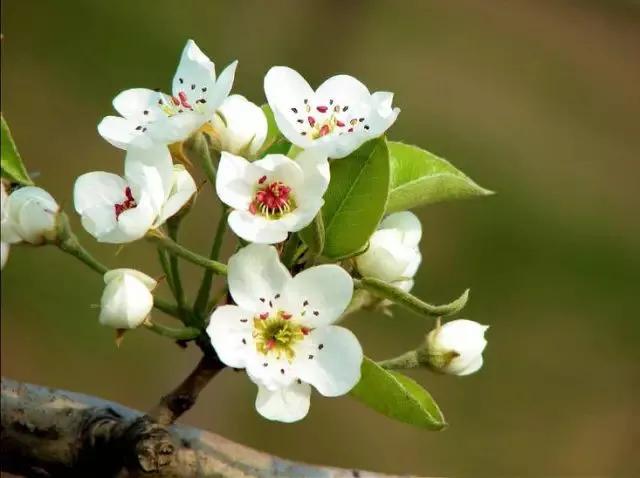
[1,39,489,423]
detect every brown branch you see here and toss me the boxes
[148,353,225,426]
[0,377,423,478]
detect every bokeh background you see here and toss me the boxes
[2,1,639,476]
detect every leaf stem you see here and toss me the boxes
[146,230,228,276]
[353,277,469,318]
[377,350,420,370]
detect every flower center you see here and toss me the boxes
[114,187,137,219]
[249,176,296,219]
[156,89,208,118]
[289,98,371,139]
[253,311,309,360]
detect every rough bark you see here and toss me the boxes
[0,378,421,478]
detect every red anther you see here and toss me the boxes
[319,125,330,137]
[171,96,181,106]
[259,312,269,320]
[248,202,257,215]
[124,186,135,202]
[348,128,354,133]
[281,312,292,320]
[308,116,316,127]
[336,120,345,127]
[178,91,192,109]
[316,106,328,113]
[258,175,267,184]
[301,327,310,335]
[266,339,276,350]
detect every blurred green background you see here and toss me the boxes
[2,1,639,476]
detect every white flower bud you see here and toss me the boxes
[356,211,422,288]
[211,95,268,157]
[424,319,489,376]
[1,186,59,245]
[99,269,157,329]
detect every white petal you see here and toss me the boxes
[227,210,289,244]
[255,381,311,423]
[97,116,154,150]
[293,326,363,397]
[380,211,422,247]
[79,205,118,240]
[273,202,322,233]
[74,172,127,214]
[456,355,484,376]
[111,192,156,243]
[246,351,297,391]
[124,144,174,211]
[155,165,197,226]
[215,152,254,210]
[227,243,291,313]
[264,66,314,114]
[213,95,268,156]
[294,149,330,199]
[282,265,353,327]
[264,66,315,149]
[207,60,238,112]
[99,273,154,329]
[104,268,157,290]
[0,242,8,269]
[315,74,371,106]
[150,112,207,144]
[112,88,165,121]
[172,39,217,106]
[207,305,253,368]
[17,198,57,244]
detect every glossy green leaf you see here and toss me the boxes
[350,357,446,430]
[1,115,33,185]
[387,141,492,212]
[258,104,291,157]
[303,137,389,259]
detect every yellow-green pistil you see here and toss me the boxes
[253,311,308,361]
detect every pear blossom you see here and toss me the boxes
[74,144,196,243]
[211,94,268,157]
[207,244,363,422]
[264,66,400,159]
[356,211,422,291]
[216,149,329,244]
[99,268,157,329]
[425,319,489,376]
[98,39,237,150]
[1,186,59,245]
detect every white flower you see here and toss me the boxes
[98,39,237,150]
[1,186,59,245]
[356,211,422,290]
[211,94,268,157]
[216,149,329,244]
[264,66,400,159]
[425,319,489,376]
[99,268,157,329]
[74,144,196,243]
[207,244,363,423]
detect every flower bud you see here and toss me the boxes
[99,269,157,329]
[355,211,422,288]
[422,319,489,376]
[1,186,59,245]
[1,183,9,269]
[211,95,268,157]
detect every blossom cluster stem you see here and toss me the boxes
[193,206,229,317]
[354,277,469,318]
[166,219,187,316]
[143,320,200,341]
[146,230,228,276]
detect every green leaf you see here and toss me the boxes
[258,105,291,157]
[350,357,446,430]
[1,115,33,185]
[387,141,492,212]
[302,137,389,259]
